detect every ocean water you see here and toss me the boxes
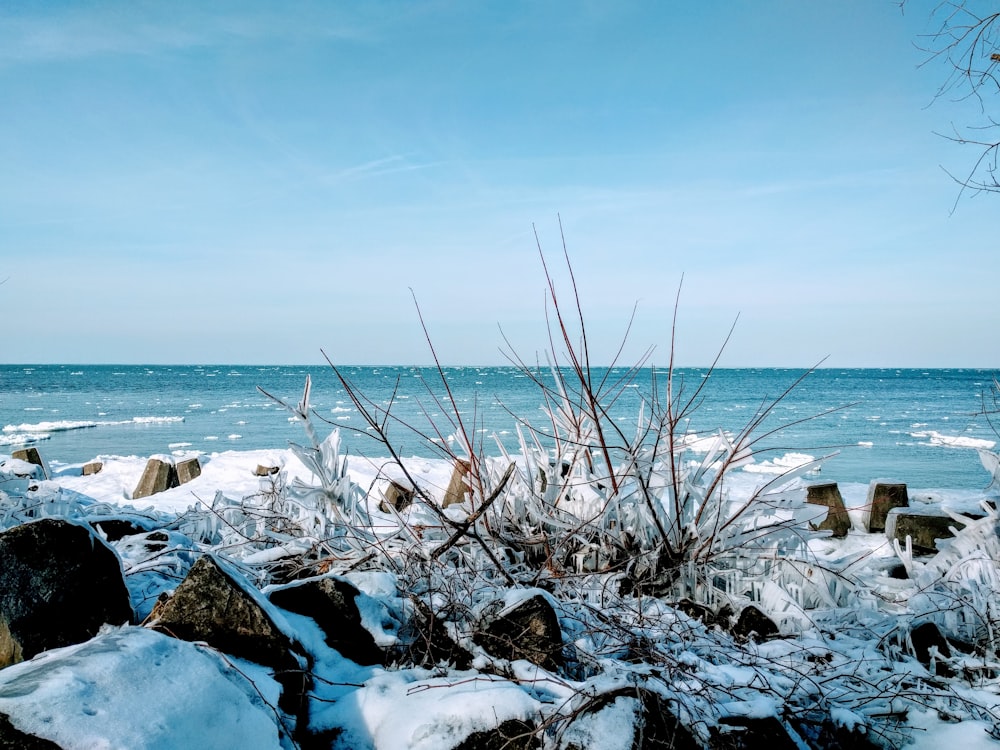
[0,364,997,491]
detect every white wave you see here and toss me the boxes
[3,416,184,434]
[911,430,996,450]
[857,441,874,447]
[228,434,242,440]
[23,407,44,412]
[742,452,818,475]
[4,420,101,433]
[331,407,352,413]
[204,436,219,441]
[680,432,731,453]
[168,442,193,449]
[0,433,50,446]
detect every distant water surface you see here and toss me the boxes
[0,365,997,491]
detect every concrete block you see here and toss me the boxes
[806,482,850,537]
[133,458,179,499]
[863,482,909,533]
[176,457,201,485]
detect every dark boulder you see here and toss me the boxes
[268,576,383,666]
[560,687,701,750]
[149,555,300,671]
[474,593,563,671]
[398,595,473,670]
[789,711,881,750]
[730,605,780,643]
[0,519,132,668]
[453,719,538,750]
[0,713,62,749]
[710,716,798,750]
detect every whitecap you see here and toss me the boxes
[742,452,817,475]
[4,420,100,433]
[911,430,996,450]
[0,433,50,446]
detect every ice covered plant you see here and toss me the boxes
[252,375,380,558]
[478,226,838,608]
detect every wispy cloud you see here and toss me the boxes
[0,3,371,66]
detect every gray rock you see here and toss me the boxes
[0,519,132,669]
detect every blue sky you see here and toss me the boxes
[1,1,996,367]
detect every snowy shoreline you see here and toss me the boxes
[3,421,1000,748]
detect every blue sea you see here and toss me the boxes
[1,365,997,491]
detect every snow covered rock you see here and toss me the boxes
[0,627,291,750]
[268,576,383,666]
[558,687,701,750]
[0,519,132,668]
[473,592,563,671]
[148,555,307,718]
[379,480,415,512]
[0,712,61,749]
[10,448,48,480]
